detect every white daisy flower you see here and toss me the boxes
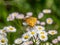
[48,30,57,35]
[0,30,7,37]
[25,12,33,18]
[10,12,19,17]
[38,13,44,19]
[38,31,48,35]
[16,14,24,19]
[39,34,48,41]
[3,27,9,33]
[28,30,37,37]
[0,35,5,39]
[52,39,58,44]
[35,26,45,31]
[1,29,6,33]
[57,36,60,41]
[43,9,51,13]
[7,15,15,21]
[0,29,5,34]
[0,38,8,45]
[22,33,31,41]
[46,18,53,24]
[0,33,7,37]
[14,38,22,44]
[40,22,45,26]
[6,26,16,32]
[26,12,33,16]
[7,12,19,21]
[36,20,40,24]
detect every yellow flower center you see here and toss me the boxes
[1,39,5,43]
[45,10,48,13]
[41,35,45,39]
[9,28,14,30]
[48,20,51,23]
[19,40,22,43]
[24,35,29,39]
[51,32,55,35]
[38,27,42,30]
[31,31,35,35]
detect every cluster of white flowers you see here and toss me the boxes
[7,12,24,21]
[7,12,33,21]
[14,25,57,45]
[6,9,59,45]
[22,9,53,26]
[37,9,53,25]
[7,10,53,26]
[0,29,8,45]
[0,26,16,45]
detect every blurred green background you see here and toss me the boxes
[0,0,60,45]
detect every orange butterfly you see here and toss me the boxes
[25,17,37,27]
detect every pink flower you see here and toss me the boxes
[52,39,58,44]
[57,36,60,41]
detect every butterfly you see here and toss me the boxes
[25,17,37,27]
